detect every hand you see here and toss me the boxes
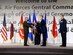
[33,23,37,26]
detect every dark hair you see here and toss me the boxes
[60,14,64,17]
[25,17,28,19]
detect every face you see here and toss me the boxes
[25,17,28,21]
[39,15,43,20]
[60,15,64,20]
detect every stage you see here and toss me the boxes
[0,44,73,55]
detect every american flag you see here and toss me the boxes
[1,14,7,41]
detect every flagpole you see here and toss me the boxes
[51,32,55,45]
[53,38,55,45]
[3,40,4,44]
[19,39,21,44]
[14,32,16,44]
[11,39,13,44]
[11,36,13,44]
[14,37,15,44]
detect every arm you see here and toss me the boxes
[23,21,32,28]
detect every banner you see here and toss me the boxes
[0,0,73,44]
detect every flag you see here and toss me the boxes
[44,12,48,39]
[10,23,14,40]
[18,14,24,40]
[28,13,31,23]
[44,11,46,24]
[33,10,37,23]
[1,14,7,41]
[28,13,33,41]
[52,16,58,38]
